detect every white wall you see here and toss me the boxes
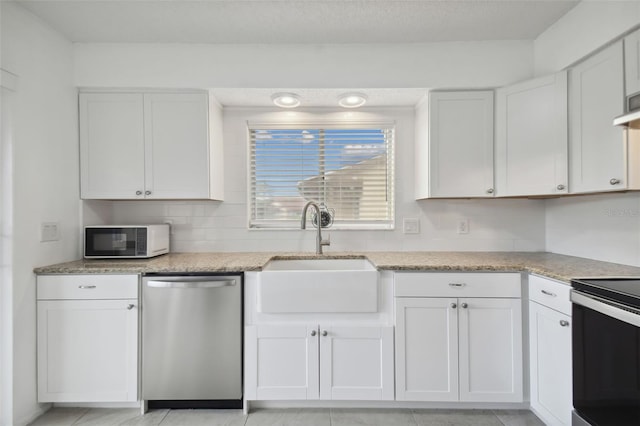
[546,192,640,266]
[108,107,546,253]
[535,1,640,266]
[534,0,640,76]
[1,3,80,425]
[73,41,534,89]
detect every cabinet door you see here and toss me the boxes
[625,29,640,97]
[144,93,210,199]
[495,72,568,196]
[570,41,626,193]
[529,301,572,426]
[395,298,459,401]
[458,298,523,402]
[37,299,138,402]
[244,324,319,400]
[80,93,145,199]
[319,326,394,401]
[428,91,495,198]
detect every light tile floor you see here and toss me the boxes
[29,407,546,426]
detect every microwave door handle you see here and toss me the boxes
[571,289,640,328]
[146,279,236,289]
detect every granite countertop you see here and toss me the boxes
[33,251,640,283]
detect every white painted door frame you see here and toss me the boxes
[0,67,18,426]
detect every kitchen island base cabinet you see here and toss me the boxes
[36,275,138,403]
[395,273,523,404]
[245,324,394,401]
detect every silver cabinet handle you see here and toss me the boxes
[146,279,236,289]
[486,188,494,194]
[557,184,565,191]
[78,285,96,289]
[559,320,570,327]
[449,283,466,288]
[127,304,135,310]
[450,303,457,309]
[461,302,468,309]
[321,330,328,337]
[610,178,621,185]
[136,190,143,195]
[541,289,557,297]
[310,330,317,336]
[145,190,152,195]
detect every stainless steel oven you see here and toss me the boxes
[570,278,640,426]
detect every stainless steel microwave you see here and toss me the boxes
[84,225,170,259]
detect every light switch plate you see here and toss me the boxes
[40,222,60,242]
[403,218,420,234]
[457,218,469,234]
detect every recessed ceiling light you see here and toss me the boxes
[271,92,301,108]
[338,92,368,108]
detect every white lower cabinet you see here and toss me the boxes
[36,275,139,402]
[528,275,572,426]
[395,273,523,403]
[245,324,394,401]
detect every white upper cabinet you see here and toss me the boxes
[80,91,223,200]
[569,41,626,194]
[625,29,640,97]
[80,93,146,199]
[495,71,568,196]
[416,91,495,199]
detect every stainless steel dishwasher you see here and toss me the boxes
[142,274,242,408]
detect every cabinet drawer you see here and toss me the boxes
[528,274,571,315]
[394,272,521,298]
[37,275,139,300]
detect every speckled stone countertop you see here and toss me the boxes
[33,251,640,283]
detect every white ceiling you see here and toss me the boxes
[16,0,579,44]
[13,0,580,107]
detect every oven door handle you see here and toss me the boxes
[571,289,640,328]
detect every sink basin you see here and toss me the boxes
[258,258,378,313]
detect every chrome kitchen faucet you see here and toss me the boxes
[301,201,331,255]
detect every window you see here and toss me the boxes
[249,122,395,229]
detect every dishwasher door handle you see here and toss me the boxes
[146,279,236,289]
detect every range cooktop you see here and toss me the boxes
[571,277,640,309]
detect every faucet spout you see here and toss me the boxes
[301,201,331,255]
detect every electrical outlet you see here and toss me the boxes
[40,222,60,242]
[457,218,469,234]
[403,218,420,234]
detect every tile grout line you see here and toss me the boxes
[70,407,91,425]
[155,408,171,426]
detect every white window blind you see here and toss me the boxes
[249,122,395,229]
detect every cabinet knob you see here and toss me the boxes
[78,285,96,289]
[127,304,135,310]
[450,303,457,309]
[556,184,565,191]
[145,190,152,196]
[461,303,468,309]
[559,320,570,327]
[610,178,621,185]
[486,188,494,194]
[136,190,143,196]
[310,330,317,337]
[321,330,328,337]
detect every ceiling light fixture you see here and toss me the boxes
[271,92,301,108]
[338,92,368,108]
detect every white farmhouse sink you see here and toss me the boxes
[258,258,378,313]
